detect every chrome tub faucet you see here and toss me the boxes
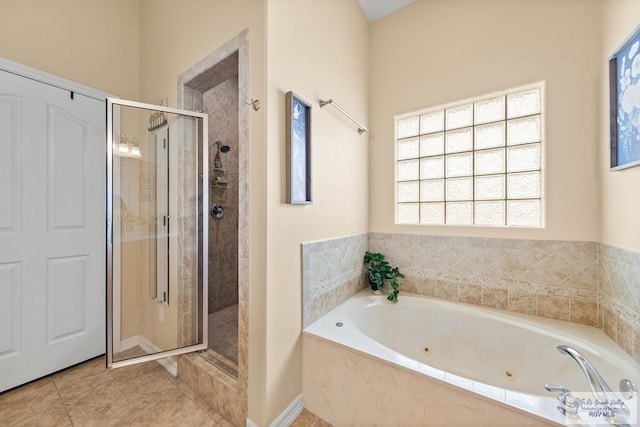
[546,345,632,426]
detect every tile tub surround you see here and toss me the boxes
[301,233,368,328]
[599,243,640,362]
[301,233,640,366]
[369,233,598,326]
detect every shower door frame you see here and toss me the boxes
[106,97,208,369]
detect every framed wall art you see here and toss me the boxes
[286,91,312,204]
[610,24,640,170]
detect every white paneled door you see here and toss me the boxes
[0,69,105,392]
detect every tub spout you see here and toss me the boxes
[557,345,630,425]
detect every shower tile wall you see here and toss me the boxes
[175,105,198,348]
[370,233,598,326]
[598,244,640,362]
[204,77,239,314]
[301,234,368,328]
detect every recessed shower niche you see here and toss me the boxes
[177,30,249,424]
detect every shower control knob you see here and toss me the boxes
[211,204,225,219]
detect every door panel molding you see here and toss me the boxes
[47,255,89,343]
[47,104,90,231]
[0,96,21,233]
[0,262,22,359]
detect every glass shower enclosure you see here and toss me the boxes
[106,98,208,369]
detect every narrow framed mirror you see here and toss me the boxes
[106,98,208,369]
[149,126,169,305]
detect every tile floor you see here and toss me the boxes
[0,355,232,426]
[208,304,238,365]
[0,354,331,427]
[289,410,332,427]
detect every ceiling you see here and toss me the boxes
[357,0,416,22]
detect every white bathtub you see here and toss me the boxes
[303,289,640,426]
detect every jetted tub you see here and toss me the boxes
[302,289,640,426]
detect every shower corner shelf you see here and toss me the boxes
[148,122,168,132]
[213,175,229,188]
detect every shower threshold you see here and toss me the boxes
[199,348,238,378]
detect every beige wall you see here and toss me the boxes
[599,0,640,250]
[0,0,140,99]
[265,0,369,421]
[120,240,142,340]
[137,0,267,423]
[369,0,601,242]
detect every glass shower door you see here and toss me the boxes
[106,98,208,369]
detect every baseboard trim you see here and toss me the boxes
[272,394,305,427]
[246,395,304,427]
[119,336,139,351]
[119,335,177,376]
[138,335,177,376]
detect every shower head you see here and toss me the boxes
[214,139,231,153]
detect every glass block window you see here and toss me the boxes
[396,85,543,227]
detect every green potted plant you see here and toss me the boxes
[363,251,405,302]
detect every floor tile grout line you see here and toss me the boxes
[64,360,181,426]
[0,377,57,426]
[54,359,131,404]
[51,376,75,427]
